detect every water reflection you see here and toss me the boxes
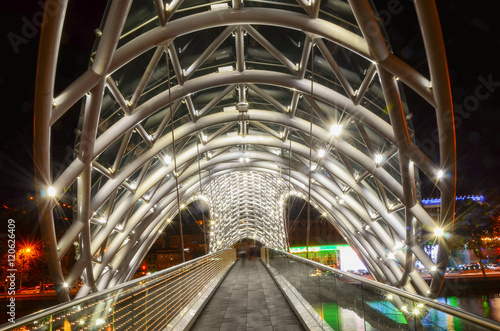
[438,293,500,323]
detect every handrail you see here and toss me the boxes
[266,248,500,330]
[0,249,235,330]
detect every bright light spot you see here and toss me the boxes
[310,164,317,171]
[401,306,408,312]
[180,204,186,209]
[245,157,249,162]
[437,170,444,179]
[164,155,172,165]
[431,266,437,271]
[338,199,344,205]
[387,294,393,300]
[374,154,383,164]
[330,124,342,136]
[413,309,420,315]
[47,186,56,197]
[434,227,444,237]
[387,252,395,260]
[210,232,214,236]
[338,246,367,272]
[318,149,326,158]
[322,212,327,217]
[96,319,105,325]
[63,282,69,288]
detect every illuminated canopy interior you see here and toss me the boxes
[34,0,456,302]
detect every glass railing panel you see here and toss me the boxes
[264,248,500,331]
[319,270,340,329]
[1,249,236,331]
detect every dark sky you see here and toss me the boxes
[1,1,499,211]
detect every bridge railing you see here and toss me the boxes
[1,249,236,331]
[262,248,500,330]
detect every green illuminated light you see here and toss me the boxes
[289,245,350,253]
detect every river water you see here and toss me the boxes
[438,292,500,323]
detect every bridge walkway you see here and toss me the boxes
[191,258,304,331]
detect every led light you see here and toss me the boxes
[434,227,444,237]
[63,282,68,287]
[164,155,172,165]
[387,294,393,300]
[387,252,395,260]
[318,149,326,158]
[431,266,437,271]
[47,186,56,197]
[239,157,244,163]
[310,164,317,171]
[413,309,420,315]
[330,124,342,136]
[437,170,444,179]
[401,306,408,312]
[374,154,383,164]
[245,157,250,162]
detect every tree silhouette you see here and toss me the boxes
[452,199,500,277]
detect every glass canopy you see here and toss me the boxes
[34,0,456,302]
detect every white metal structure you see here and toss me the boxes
[34,0,456,302]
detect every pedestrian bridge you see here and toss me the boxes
[31,0,463,325]
[3,248,499,330]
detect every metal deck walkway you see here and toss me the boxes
[191,259,304,331]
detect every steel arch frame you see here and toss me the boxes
[35,0,455,302]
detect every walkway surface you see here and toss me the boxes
[191,258,305,331]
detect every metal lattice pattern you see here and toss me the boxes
[206,171,288,252]
[34,0,456,301]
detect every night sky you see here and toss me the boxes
[1,1,499,214]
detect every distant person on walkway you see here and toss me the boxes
[239,245,247,265]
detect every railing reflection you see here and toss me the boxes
[262,247,500,330]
